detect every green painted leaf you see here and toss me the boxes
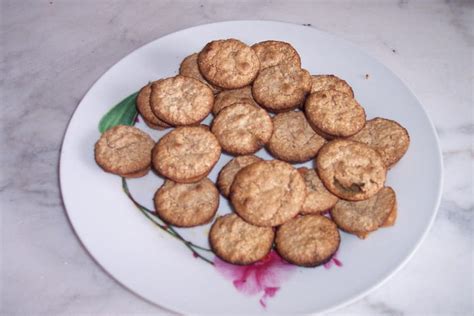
[98,92,139,133]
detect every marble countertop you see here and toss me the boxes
[1,0,472,315]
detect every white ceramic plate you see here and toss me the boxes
[60,21,443,314]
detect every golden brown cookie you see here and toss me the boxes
[298,167,339,215]
[198,39,260,89]
[275,215,340,267]
[136,83,171,129]
[217,155,262,197]
[95,125,155,177]
[305,90,366,138]
[316,140,386,201]
[252,64,311,112]
[310,75,354,97]
[179,53,221,94]
[331,187,397,239]
[211,102,273,155]
[267,111,326,163]
[154,178,219,227]
[209,214,275,265]
[212,86,258,115]
[251,40,301,69]
[152,126,221,183]
[348,117,410,168]
[230,160,306,227]
[150,75,214,126]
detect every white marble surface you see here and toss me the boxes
[1,0,472,315]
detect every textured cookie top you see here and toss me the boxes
[179,53,221,94]
[198,39,260,89]
[316,140,386,201]
[252,64,311,112]
[154,178,219,227]
[267,111,326,163]
[152,126,221,183]
[348,117,410,168]
[150,75,214,126]
[136,83,171,128]
[95,125,155,175]
[305,89,366,137]
[209,214,275,265]
[230,160,306,227]
[251,40,301,69]
[211,102,273,155]
[275,215,340,267]
[212,86,257,115]
[217,155,262,197]
[298,167,339,214]
[310,75,354,97]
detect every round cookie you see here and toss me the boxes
[298,167,339,214]
[209,214,275,265]
[331,186,397,239]
[179,53,221,94]
[275,215,340,267]
[251,40,301,69]
[152,126,221,183]
[154,178,219,227]
[150,75,214,126]
[95,125,155,177]
[316,140,387,201]
[305,89,366,138]
[267,111,326,163]
[252,64,311,112]
[230,160,306,227]
[211,102,273,155]
[310,75,354,97]
[136,83,171,129]
[212,86,258,115]
[217,155,262,197]
[348,117,410,168]
[198,39,260,89]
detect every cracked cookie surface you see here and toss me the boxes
[179,53,221,94]
[310,74,354,97]
[136,83,171,129]
[298,167,338,214]
[212,86,258,115]
[251,40,301,69]
[217,155,262,198]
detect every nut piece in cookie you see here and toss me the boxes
[150,75,214,126]
[152,126,221,183]
[136,83,171,129]
[179,53,221,94]
[252,64,311,112]
[251,40,301,69]
[209,214,275,265]
[211,102,273,155]
[198,39,260,89]
[267,111,326,163]
[217,155,262,197]
[275,215,340,267]
[310,75,354,97]
[154,178,219,227]
[212,86,258,115]
[331,186,397,239]
[298,167,338,215]
[348,117,410,168]
[316,140,387,201]
[95,125,155,177]
[230,160,306,227]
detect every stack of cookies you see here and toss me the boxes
[94,39,410,267]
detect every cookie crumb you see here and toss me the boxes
[302,23,312,26]
[365,74,370,79]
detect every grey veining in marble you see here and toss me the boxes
[1,0,472,315]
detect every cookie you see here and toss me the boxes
[211,102,273,155]
[136,83,171,129]
[252,64,311,112]
[305,89,366,138]
[212,86,258,115]
[209,214,275,265]
[348,117,410,168]
[310,75,354,97]
[150,75,214,126]
[298,167,338,215]
[267,111,326,163]
[179,53,221,94]
[198,39,260,89]
[95,125,155,177]
[316,140,387,201]
[152,126,221,183]
[251,40,301,69]
[154,178,219,227]
[217,155,262,197]
[275,215,340,267]
[331,186,397,239]
[230,160,306,227]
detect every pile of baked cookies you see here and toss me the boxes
[95,39,410,267]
